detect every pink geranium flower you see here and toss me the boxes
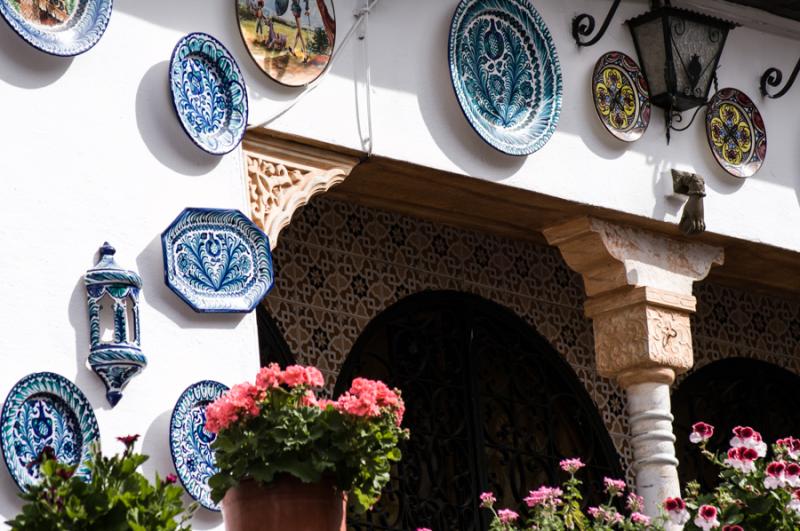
[731,426,767,457]
[255,363,282,390]
[631,512,650,525]
[764,461,788,489]
[690,422,714,444]
[479,492,496,508]
[524,486,563,508]
[663,497,690,525]
[694,505,720,531]
[497,509,518,524]
[724,446,759,474]
[626,492,644,512]
[788,489,800,515]
[603,477,626,497]
[721,525,744,531]
[559,458,585,474]
[777,436,800,460]
[787,462,800,487]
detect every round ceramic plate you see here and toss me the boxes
[235,0,337,87]
[1,372,100,491]
[448,0,562,156]
[705,88,767,179]
[170,380,229,511]
[0,0,111,56]
[592,51,650,142]
[169,32,248,156]
[161,208,274,313]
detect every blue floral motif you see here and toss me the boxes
[1,373,100,491]
[0,0,112,56]
[162,208,274,313]
[170,381,228,511]
[449,0,562,156]
[170,33,248,155]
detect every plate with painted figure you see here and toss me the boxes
[592,52,650,142]
[705,88,767,179]
[169,32,249,156]
[1,372,100,491]
[448,0,562,156]
[170,380,229,511]
[0,0,111,56]
[236,0,336,87]
[161,208,274,313]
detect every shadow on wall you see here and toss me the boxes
[0,18,72,88]
[135,61,222,177]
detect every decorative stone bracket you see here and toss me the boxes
[243,132,362,250]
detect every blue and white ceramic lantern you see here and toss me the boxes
[84,243,147,407]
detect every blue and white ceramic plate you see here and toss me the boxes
[1,372,100,491]
[169,32,248,156]
[0,0,112,56]
[161,208,274,313]
[170,380,228,511]
[448,0,562,156]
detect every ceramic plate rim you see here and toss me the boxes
[0,0,113,56]
[160,207,274,313]
[0,372,100,492]
[169,32,249,156]
[447,0,563,156]
[233,0,337,88]
[591,50,650,143]
[705,87,766,179]
[169,380,229,511]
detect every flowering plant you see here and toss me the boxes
[7,436,194,531]
[206,364,408,512]
[673,422,800,530]
[480,458,660,530]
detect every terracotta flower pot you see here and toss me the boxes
[222,476,347,531]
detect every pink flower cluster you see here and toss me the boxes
[764,460,800,490]
[663,497,690,526]
[255,363,324,390]
[693,504,720,531]
[587,506,623,525]
[335,377,405,425]
[205,382,262,434]
[559,457,585,474]
[690,421,714,444]
[497,509,518,524]
[603,477,626,497]
[479,491,496,508]
[523,486,563,509]
[719,424,766,473]
[777,436,800,460]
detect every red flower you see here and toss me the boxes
[55,468,74,480]
[722,526,743,531]
[663,497,686,511]
[690,422,714,444]
[164,473,178,485]
[117,434,140,448]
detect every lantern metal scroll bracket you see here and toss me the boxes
[572,0,622,47]
[84,243,147,407]
[760,59,800,99]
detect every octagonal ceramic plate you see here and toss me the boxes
[169,380,229,511]
[705,88,767,179]
[1,372,100,491]
[0,0,112,56]
[448,0,562,156]
[170,32,248,155]
[161,208,274,313]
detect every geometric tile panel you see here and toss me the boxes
[263,195,800,480]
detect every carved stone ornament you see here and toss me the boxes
[672,169,706,237]
[243,131,361,250]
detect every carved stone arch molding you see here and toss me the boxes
[243,130,362,249]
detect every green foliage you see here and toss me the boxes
[309,27,329,54]
[7,441,196,531]
[208,384,407,513]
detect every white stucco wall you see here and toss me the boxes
[0,0,797,527]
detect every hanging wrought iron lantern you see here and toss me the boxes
[627,1,735,142]
[84,242,147,407]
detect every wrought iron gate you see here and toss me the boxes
[334,291,622,531]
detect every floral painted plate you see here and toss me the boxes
[161,208,274,313]
[169,32,248,156]
[448,0,562,156]
[170,380,229,511]
[705,88,767,178]
[0,0,111,56]
[1,372,100,491]
[592,52,650,142]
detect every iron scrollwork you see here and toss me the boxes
[572,0,622,47]
[760,58,800,99]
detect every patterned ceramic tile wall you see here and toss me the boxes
[262,195,800,477]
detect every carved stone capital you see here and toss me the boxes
[543,217,723,297]
[243,131,361,249]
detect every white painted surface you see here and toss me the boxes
[0,0,795,526]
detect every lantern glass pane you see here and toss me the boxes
[631,18,667,97]
[667,15,725,102]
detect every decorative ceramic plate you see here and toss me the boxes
[1,372,100,491]
[592,52,650,142]
[705,88,767,178]
[0,0,111,56]
[161,208,274,313]
[448,0,562,156]
[170,32,248,156]
[170,380,229,511]
[235,0,337,87]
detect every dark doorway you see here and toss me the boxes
[674,358,800,490]
[335,291,622,531]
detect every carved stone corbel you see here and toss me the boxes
[243,131,362,249]
[672,169,706,236]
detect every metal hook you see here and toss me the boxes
[572,0,622,47]
[760,58,800,99]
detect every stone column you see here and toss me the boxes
[544,217,723,519]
